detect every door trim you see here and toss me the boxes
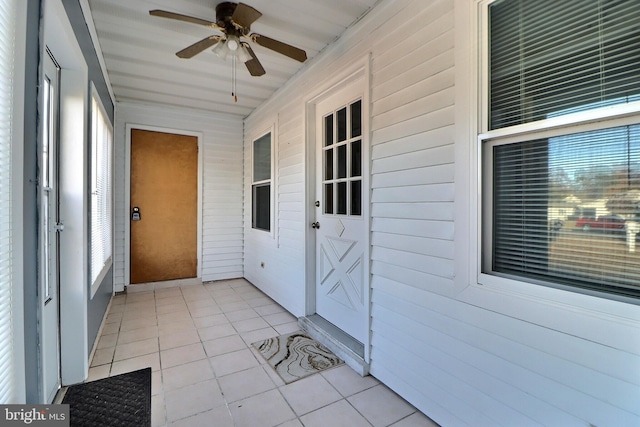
[304,54,372,363]
[44,0,91,389]
[124,124,203,289]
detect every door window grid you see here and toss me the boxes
[323,100,362,216]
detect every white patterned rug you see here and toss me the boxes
[252,332,344,384]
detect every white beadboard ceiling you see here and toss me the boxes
[87,0,380,117]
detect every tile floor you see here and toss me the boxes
[88,278,439,427]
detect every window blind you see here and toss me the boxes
[492,125,640,297]
[0,0,17,404]
[252,132,271,231]
[489,0,640,129]
[90,94,113,289]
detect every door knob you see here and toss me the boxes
[311,222,320,229]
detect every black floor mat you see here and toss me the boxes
[62,367,151,427]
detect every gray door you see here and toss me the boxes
[39,49,61,403]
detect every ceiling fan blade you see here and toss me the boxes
[242,43,266,76]
[250,34,307,62]
[149,10,221,30]
[231,3,262,30]
[176,36,222,59]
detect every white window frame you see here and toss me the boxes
[251,126,275,235]
[476,0,640,304]
[89,85,113,297]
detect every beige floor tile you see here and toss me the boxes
[181,291,212,303]
[168,406,234,427]
[193,314,228,329]
[87,365,110,381]
[224,308,259,322]
[123,304,156,317]
[155,296,183,308]
[185,298,217,309]
[219,301,252,313]
[239,327,278,346]
[390,412,440,427]
[91,347,115,367]
[189,305,223,318]
[348,384,416,427]
[117,325,159,345]
[232,317,270,333]
[154,287,182,298]
[246,296,275,308]
[126,295,155,306]
[202,335,247,358]
[101,322,121,335]
[105,310,123,323]
[120,315,157,332]
[157,311,192,325]
[110,353,160,375]
[160,342,206,369]
[127,283,155,293]
[213,294,244,305]
[162,359,214,391]
[113,337,159,361]
[300,400,371,427]
[277,420,303,427]
[198,323,236,342]
[280,374,343,416]
[217,365,276,402]
[156,302,189,315]
[164,379,225,422]
[254,303,286,316]
[96,333,118,349]
[262,312,297,326]
[159,329,201,351]
[228,389,296,427]
[322,365,379,397]
[273,322,301,335]
[209,348,259,377]
[261,363,286,387]
[121,310,157,323]
[158,320,196,336]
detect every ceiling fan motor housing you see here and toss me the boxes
[216,2,245,36]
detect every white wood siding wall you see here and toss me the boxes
[114,102,244,289]
[243,0,640,426]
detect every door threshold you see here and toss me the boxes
[298,315,369,376]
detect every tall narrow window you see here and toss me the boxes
[90,91,113,293]
[252,132,271,231]
[483,0,640,300]
[0,0,17,403]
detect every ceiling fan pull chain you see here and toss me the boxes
[232,55,238,103]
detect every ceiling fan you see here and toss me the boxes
[149,2,308,77]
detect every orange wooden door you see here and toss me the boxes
[130,129,198,284]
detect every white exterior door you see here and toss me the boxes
[39,50,61,403]
[314,81,368,344]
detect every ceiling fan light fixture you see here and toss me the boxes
[238,44,252,63]
[226,35,240,51]
[212,40,228,60]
